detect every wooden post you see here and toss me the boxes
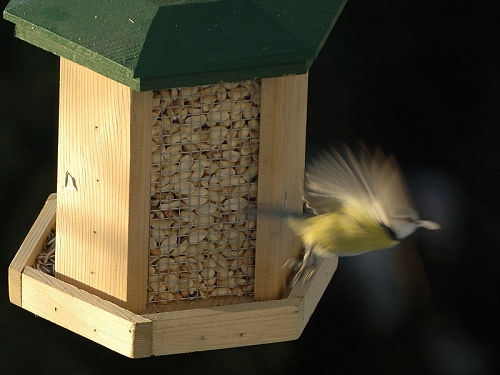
[255,73,308,301]
[55,58,151,313]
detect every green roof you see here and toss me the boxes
[4,0,347,91]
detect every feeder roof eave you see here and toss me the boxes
[4,0,348,91]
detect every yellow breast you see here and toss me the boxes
[288,204,399,256]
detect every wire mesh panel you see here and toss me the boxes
[149,81,261,305]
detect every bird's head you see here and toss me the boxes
[387,205,441,240]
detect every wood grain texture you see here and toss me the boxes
[22,267,152,358]
[8,194,337,357]
[8,193,56,307]
[56,58,151,313]
[17,258,335,357]
[288,256,339,333]
[143,255,338,356]
[255,73,308,301]
[144,297,302,355]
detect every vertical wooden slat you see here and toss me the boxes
[255,73,309,301]
[55,58,151,313]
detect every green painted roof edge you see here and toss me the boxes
[137,60,313,91]
[4,0,348,91]
[12,22,312,91]
[11,23,139,87]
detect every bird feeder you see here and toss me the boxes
[5,0,345,357]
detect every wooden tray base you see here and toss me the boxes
[8,194,338,358]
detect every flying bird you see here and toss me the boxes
[286,144,440,286]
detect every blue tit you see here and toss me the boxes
[287,144,440,286]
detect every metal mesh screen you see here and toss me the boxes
[149,81,261,305]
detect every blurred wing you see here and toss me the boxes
[302,144,417,228]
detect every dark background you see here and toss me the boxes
[1,0,499,374]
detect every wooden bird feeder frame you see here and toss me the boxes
[5,0,346,357]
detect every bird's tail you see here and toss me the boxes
[243,205,306,221]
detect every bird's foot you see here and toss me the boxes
[284,246,316,288]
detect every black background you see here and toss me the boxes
[1,1,499,374]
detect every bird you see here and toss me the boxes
[286,143,440,287]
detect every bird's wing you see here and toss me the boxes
[302,144,417,227]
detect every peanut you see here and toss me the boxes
[149,81,260,305]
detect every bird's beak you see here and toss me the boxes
[416,220,441,230]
